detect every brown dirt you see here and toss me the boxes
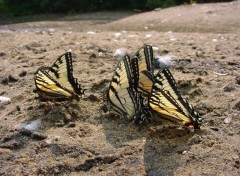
[0,1,239,176]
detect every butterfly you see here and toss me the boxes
[106,54,153,123]
[34,52,85,101]
[148,68,202,129]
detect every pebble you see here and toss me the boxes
[195,49,204,57]
[98,52,105,57]
[233,101,240,111]
[224,117,232,124]
[235,75,240,85]
[0,96,11,104]
[87,94,99,102]
[223,84,235,92]
[19,70,27,77]
[8,75,18,83]
[210,126,219,131]
[145,34,152,38]
[87,31,95,35]
[0,52,6,57]
[114,32,121,38]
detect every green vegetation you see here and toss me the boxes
[0,0,234,16]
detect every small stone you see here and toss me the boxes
[98,52,105,57]
[195,49,204,57]
[233,101,240,111]
[89,53,97,59]
[19,70,27,77]
[235,76,240,85]
[227,62,238,65]
[87,94,99,102]
[16,105,21,111]
[210,126,219,131]
[98,47,107,53]
[0,96,11,104]
[234,160,240,169]
[0,52,6,57]
[224,117,232,124]
[1,77,9,85]
[87,31,95,35]
[223,84,235,92]
[114,32,121,38]
[8,75,18,83]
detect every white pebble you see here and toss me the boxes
[45,139,52,144]
[114,32,122,38]
[87,31,95,35]
[145,34,152,38]
[98,52,105,57]
[48,28,55,33]
[224,117,232,124]
[0,96,11,104]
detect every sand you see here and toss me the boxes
[0,1,239,175]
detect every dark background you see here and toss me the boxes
[0,0,234,16]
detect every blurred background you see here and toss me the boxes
[0,0,234,17]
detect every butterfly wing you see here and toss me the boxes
[107,55,136,119]
[149,68,202,129]
[131,45,155,94]
[47,52,84,96]
[34,67,77,100]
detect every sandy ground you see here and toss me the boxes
[0,1,240,176]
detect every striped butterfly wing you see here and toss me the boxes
[149,68,202,129]
[129,86,154,124]
[107,55,136,119]
[47,52,84,96]
[131,45,155,95]
[34,67,77,100]
[107,54,154,123]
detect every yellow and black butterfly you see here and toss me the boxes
[131,45,155,95]
[34,52,85,101]
[106,54,153,123]
[148,68,202,129]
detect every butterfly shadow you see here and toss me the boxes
[101,114,202,175]
[143,122,203,176]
